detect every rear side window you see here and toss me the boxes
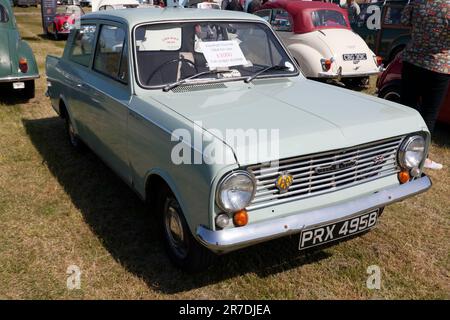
[0,4,9,23]
[93,24,127,82]
[69,24,97,67]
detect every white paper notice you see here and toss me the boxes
[198,40,248,69]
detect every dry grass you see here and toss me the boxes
[0,7,449,299]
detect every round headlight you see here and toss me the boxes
[398,135,426,169]
[216,171,256,213]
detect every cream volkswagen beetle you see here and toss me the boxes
[256,0,383,85]
[46,8,431,272]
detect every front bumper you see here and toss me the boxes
[196,175,431,254]
[0,74,40,83]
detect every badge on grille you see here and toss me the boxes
[275,172,294,194]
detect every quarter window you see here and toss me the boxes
[93,24,127,82]
[69,24,97,67]
[0,4,9,23]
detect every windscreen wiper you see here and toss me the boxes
[244,65,290,83]
[163,69,233,92]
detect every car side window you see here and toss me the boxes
[93,24,127,83]
[383,6,403,26]
[271,9,292,32]
[254,9,272,23]
[69,24,97,67]
[0,4,9,23]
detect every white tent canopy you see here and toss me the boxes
[92,0,140,12]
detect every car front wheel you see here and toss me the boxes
[158,188,214,272]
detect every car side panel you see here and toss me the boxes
[127,95,238,232]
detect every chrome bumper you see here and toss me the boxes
[0,74,40,83]
[196,175,432,254]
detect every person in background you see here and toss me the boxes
[401,0,449,170]
[247,0,261,13]
[340,0,360,23]
[225,0,243,11]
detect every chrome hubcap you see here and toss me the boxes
[164,199,188,259]
[384,91,400,103]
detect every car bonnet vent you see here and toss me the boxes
[171,83,227,93]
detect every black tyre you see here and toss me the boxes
[158,187,215,272]
[379,85,401,103]
[65,115,85,151]
[23,80,35,100]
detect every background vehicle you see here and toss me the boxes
[46,5,85,40]
[0,0,39,98]
[351,0,410,63]
[377,55,450,125]
[256,0,383,85]
[46,8,431,271]
[80,0,92,7]
[95,0,145,11]
[13,0,38,7]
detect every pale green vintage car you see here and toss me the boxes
[0,0,39,98]
[46,8,431,272]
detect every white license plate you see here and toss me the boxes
[299,211,378,250]
[343,53,367,61]
[13,82,25,89]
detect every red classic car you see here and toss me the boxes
[377,55,450,125]
[47,5,85,40]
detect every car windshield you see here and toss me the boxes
[134,21,298,88]
[0,4,8,23]
[311,10,347,28]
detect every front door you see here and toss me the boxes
[83,22,131,183]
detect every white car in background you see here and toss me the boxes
[256,0,383,86]
[93,0,157,11]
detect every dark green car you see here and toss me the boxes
[350,0,411,63]
[0,0,39,98]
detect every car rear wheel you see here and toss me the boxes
[379,85,401,103]
[158,187,215,272]
[65,115,85,151]
[23,80,35,100]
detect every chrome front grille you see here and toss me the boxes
[246,136,404,211]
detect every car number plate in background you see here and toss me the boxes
[299,211,378,250]
[343,53,367,61]
[13,82,25,89]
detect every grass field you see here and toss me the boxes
[0,6,449,299]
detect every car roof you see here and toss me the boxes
[82,7,264,26]
[264,0,342,11]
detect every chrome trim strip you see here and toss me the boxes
[196,175,432,253]
[0,74,40,83]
